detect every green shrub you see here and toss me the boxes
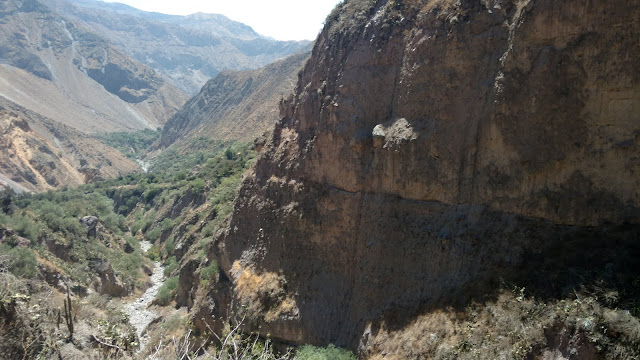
[160,218,174,232]
[131,214,154,235]
[165,237,175,256]
[143,185,162,203]
[11,215,39,243]
[101,213,127,233]
[0,212,9,225]
[0,188,16,214]
[201,221,217,237]
[126,236,140,252]
[200,260,219,284]
[146,226,162,243]
[224,147,234,160]
[147,245,160,261]
[0,245,38,279]
[191,178,206,195]
[113,253,144,284]
[295,344,356,360]
[164,256,178,277]
[62,216,85,236]
[38,202,66,232]
[156,276,178,305]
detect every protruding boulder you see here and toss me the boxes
[88,258,129,297]
[78,216,99,238]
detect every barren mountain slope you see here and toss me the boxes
[0,96,139,193]
[159,52,310,147]
[0,0,187,134]
[49,0,312,94]
[194,0,640,355]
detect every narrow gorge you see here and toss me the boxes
[1,0,639,359]
[189,0,640,357]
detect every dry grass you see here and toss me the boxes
[232,262,298,322]
[362,288,640,360]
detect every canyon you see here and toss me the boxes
[1,0,639,359]
[202,0,640,356]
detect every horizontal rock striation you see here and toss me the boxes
[209,0,640,351]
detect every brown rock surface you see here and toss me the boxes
[88,257,129,297]
[208,0,640,351]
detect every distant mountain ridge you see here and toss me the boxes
[0,0,188,134]
[159,51,310,148]
[50,0,312,94]
[0,0,311,192]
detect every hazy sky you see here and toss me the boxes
[101,0,342,41]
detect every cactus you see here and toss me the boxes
[62,287,73,341]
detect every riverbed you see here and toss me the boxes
[123,240,165,352]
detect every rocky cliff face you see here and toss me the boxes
[0,96,139,192]
[159,52,310,148]
[0,0,187,133]
[207,0,640,352]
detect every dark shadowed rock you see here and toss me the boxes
[78,216,99,238]
[203,0,640,352]
[176,259,200,308]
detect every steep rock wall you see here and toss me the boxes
[210,0,640,350]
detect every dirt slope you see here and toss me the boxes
[159,52,310,147]
[0,0,187,134]
[0,96,139,192]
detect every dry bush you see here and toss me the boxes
[0,255,63,358]
[362,288,640,360]
[147,318,291,360]
[231,262,298,323]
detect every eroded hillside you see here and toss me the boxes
[0,96,139,192]
[49,0,312,94]
[159,51,310,148]
[187,0,640,358]
[0,0,187,133]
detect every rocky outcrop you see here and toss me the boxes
[78,216,99,238]
[41,236,73,262]
[0,228,30,248]
[159,52,310,148]
[208,0,640,352]
[88,258,129,297]
[175,259,200,308]
[0,228,15,243]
